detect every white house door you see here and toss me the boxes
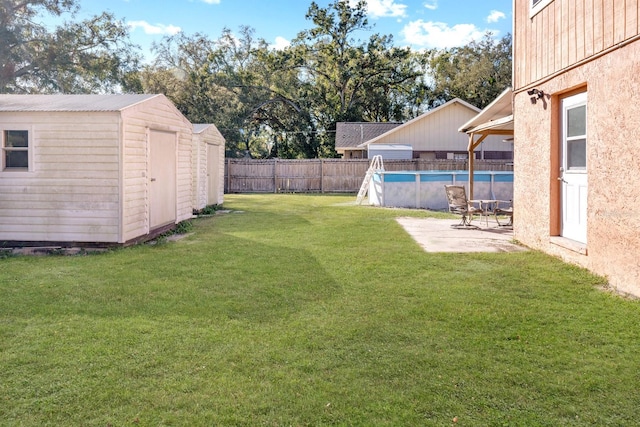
[207,144,220,206]
[560,92,587,243]
[149,130,177,229]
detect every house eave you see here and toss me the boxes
[458,87,513,133]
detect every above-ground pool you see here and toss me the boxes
[369,170,513,210]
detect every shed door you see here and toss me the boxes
[560,92,587,244]
[149,129,177,229]
[207,144,221,205]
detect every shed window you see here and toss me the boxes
[2,130,29,170]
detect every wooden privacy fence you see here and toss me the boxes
[225,158,513,193]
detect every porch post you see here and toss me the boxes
[468,134,475,200]
[467,133,488,200]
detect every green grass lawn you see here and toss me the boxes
[1,194,639,426]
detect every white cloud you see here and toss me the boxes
[128,20,182,35]
[487,10,506,23]
[423,0,438,10]
[348,0,408,18]
[201,0,221,4]
[401,20,485,49]
[271,36,291,51]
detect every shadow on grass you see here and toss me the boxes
[0,232,341,325]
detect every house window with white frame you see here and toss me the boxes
[2,130,30,170]
[531,0,553,17]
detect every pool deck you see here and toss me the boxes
[396,217,527,253]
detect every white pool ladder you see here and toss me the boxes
[356,155,384,205]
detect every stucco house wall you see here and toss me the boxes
[513,0,640,296]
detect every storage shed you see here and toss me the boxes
[0,94,193,246]
[192,124,225,211]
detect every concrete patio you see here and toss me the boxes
[396,217,527,253]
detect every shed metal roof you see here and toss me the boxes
[193,123,225,142]
[193,124,213,134]
[0,94,161,112]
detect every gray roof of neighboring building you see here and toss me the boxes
[0,94,161,112]
[335,121,402,149]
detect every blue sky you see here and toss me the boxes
[70,0,512,59]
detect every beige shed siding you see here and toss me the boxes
[120,95,193,242]
[513,0,640,296]
[211,142,225,205]
[192,125,225,210]
[0,112,121,242]
[192,134,205,210]
[177,131,192,220]
[514,0,639,89]
[369,102,508,152]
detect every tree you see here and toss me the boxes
[143,27,317,159]
[429,33,512,109]
[0,0,141,93]
[145,1,497,159]
[279,0,426,156]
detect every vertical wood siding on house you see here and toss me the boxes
[513,0,640,295]
[515,0,639,89]
[120,97,193,242]
[0,112,121,242]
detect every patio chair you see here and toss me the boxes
[444,185,483,228]
[493,200,513,226]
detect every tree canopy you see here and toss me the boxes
[141,0,437,158]
[0,0,141,93]
[429,33,512,110]
[276,0,429,156]
[1,0,512,158]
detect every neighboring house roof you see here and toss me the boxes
[357,98,480,147]
[458,87,513,134]
[0,94,161,112]
[335,121,402,150]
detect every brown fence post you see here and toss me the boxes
[273,158,278,193]
[226,158,231,193]
[321,159,325,193]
